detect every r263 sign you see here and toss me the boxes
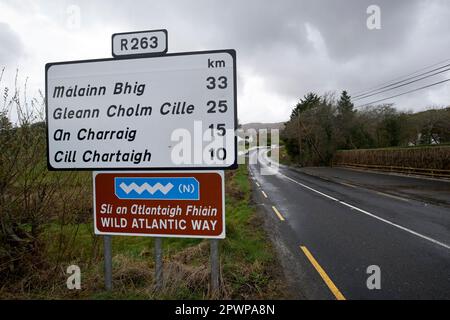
[112,29,168,57]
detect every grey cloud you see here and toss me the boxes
[73,0,450,116]
[2,0,449,122]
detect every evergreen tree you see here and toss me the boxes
[336,91,356,149]
[337,90,354,118]
[290,92,321,119]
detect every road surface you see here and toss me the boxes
[249,148,450,299]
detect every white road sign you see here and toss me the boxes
[45,50,237,170]
[112,29,168,57]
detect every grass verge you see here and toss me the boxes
[0,165,288,299]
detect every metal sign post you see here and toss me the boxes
[154,237,163,290]
[103,235,112,291]
[210,239,220,295]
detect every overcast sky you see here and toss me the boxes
[1,0,450,123]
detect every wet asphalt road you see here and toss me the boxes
[249,148,450,299]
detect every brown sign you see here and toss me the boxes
[93,171,225,238]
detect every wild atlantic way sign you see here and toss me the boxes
[93,171,225,238]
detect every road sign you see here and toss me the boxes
[112,29,168,57]
[93,171,225,238]
[45,49,237,170]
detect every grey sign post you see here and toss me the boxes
[210,239,220,295]
[154,237,163,289]
[103,235,112,290]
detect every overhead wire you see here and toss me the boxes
[351,58,450,97]
[355,78,450,108]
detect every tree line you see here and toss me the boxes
[281,91,450,166]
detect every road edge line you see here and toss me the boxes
[300,246,346,300]
[272,206,285,221]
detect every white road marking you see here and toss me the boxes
[375,191,410,202]
[278,172,450,250]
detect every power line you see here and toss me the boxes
[351,58,450,96]
[355,78,450,108]
[353,67,450,101]
[353,63,450,99]
[352,58,450,96]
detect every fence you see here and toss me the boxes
[333,146,450,178]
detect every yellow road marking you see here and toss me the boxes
[271,206,285,221]
[261,190,268,198]
[300,246,346,300]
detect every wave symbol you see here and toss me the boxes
[119,182,174,195]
